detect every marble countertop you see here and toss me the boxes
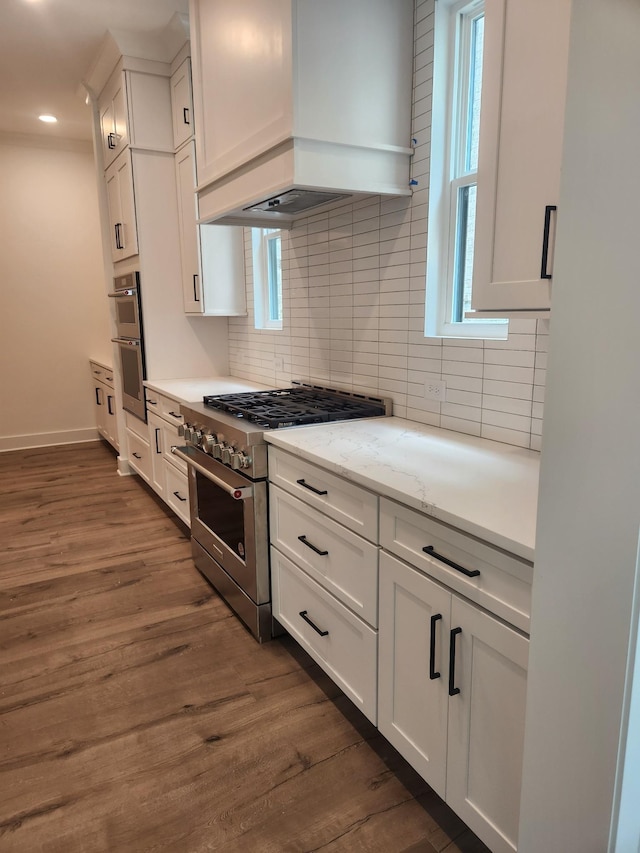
[265,417,540,562]
[143,376,274,404]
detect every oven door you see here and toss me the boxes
[108,289,141,339]
[171,445,269,605]
[112,337,145,421]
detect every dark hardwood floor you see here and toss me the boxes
[0,440,490,853]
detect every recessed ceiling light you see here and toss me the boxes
[38,114,58,123]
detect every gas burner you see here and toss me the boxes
[202,385,389,429]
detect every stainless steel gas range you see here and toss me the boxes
[172,382,392,642]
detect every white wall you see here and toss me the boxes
[0,134,111,451]
[227,0,548,452]
[518,0,640,849]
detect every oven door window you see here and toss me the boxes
[120,346,142,401]
[195,472,246,560]
[115,298,137,327]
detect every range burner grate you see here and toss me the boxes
[203,386,388,429]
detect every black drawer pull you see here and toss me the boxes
[422,545,480,577]
[155,428,161,454]
[298,535,328,556]
[107,395,114,415]
[183,107,190,125]
[429,613,442,680]
[449,627,462,696]
[299,610,329,637]
[540,204,557,279]
[173,491,187,502]
[296,478,328,496]
[132,452,142,460]
[168,411,182,420]
[107,132,116,149]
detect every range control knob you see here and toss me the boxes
[211,442,223,459]
[221,446,232,465]
[231,451,252,470]
[177,424,185,437]
[202,434,216,454]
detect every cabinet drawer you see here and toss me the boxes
[89,361,115,389]
[271,549,377,724]
[268,447,378,540]
[165,464,190,526]
[145,390,184,425]
[380,498,532,633]
[270,484,379,626]
[126,428,151,484]
[147,412,187,475]
[125,411,147,440]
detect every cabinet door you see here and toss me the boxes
[446,596,528,853]
[99,70,129,169]
[378,552,450,800]
[471,0,571,314]
[105,391,118,450]
[105,150,139,262]
[93,383,108,440]
[171,58,194,150]
[175,142,202,313]
[147,412,166,498]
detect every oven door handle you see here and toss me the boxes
[111,337,140,346]
[171,446,253,500]
[107,289,137,298]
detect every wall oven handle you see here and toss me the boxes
[107,289,137,298]
[171,446,253,500]
[111,337,140,346]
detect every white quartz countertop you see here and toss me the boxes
[143,376,274,404]
[265,417,540,562]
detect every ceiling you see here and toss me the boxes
[0,0,189,142]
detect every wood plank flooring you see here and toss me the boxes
[0,441,490,853]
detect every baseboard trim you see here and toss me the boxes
[0,428,101,453]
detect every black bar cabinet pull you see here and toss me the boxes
[429,614,442,680]
[422,545,480,577]
[114,223,123,250]
[449,627,462,696]
[298,535,329,556]
[107,132,116,149]
[183,107,190,125]
[168,411,182,420]
[107,395,114,416]
[95,387,102,406]
[132,452,142,460]
[540,204,557,280]
[173,491,187,502]
[193,274,200,302]
[155,428,161,454]
[296,478,328,496]
[299,610,329,637]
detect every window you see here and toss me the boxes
[251,228,283,330]
[425,0,507,339]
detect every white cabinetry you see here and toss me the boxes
[125,412,152,484]
[471,0,571,316]
[145,389,190,526]
[190,0,415,226]
[98,63,174,169]
[268,446,379,723]
[378,499,532,853]
[105,149,138,262]
[89,361,118,451]
[170,57,194,150]
[175,142,247,316]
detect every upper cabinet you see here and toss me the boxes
[470,0,571,316]
[105,149,138,262]
[97,62,175,170]
[189,0,415,227]
[170,57,194,150]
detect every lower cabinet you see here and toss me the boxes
[144,391,190,527]
[378,550,528,853]
[89,361,118,451]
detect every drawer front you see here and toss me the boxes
[126,428,151,484]
[380,498,532,633]
[125,411,148,440]
[271,549,377,724]
[268,447,378,541]
[89,361,115,389]
[145,390,185,426]
[270,484,379,626]
[165,463,190,526]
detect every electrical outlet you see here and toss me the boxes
[425,380,446,402]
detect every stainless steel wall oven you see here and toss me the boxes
[109,271,146,421]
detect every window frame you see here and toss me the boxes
[251,227,283,331]
[425,0,508,340]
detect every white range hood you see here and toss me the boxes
[190,0,415,229]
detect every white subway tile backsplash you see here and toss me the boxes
[227,0,546,452]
